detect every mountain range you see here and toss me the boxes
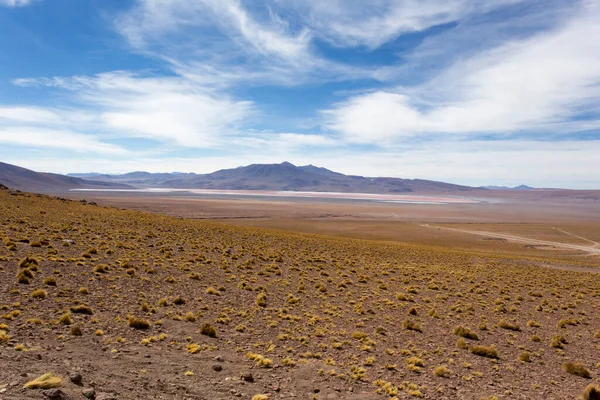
[0,160,484,194]
[67,161,476,194]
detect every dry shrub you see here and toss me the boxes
[200,323,217,338]
[70,325,83,336]
[23,373,62,389]
[0,329,10,343]
[70,305,93,315]
[518,352,531,362]
[59,313,74,325]
[127,315,150,330]
[563,362,591,379]
[580,384,600,400]
[31,289,47,299]
[453,326,478,340]
[433,365,451,377]
[402,319,422,332]
[469,345,499,359]
[498,320,521,331]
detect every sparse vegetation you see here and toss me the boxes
[1,184,599,399]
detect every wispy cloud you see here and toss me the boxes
[0,0,33,7]
[324,1,600,143]
[0,127,126,154]
[278,0,526,49]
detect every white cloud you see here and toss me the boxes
[15,72,256,148]
[324,2,600,142]
[0,0,32,7]
[0,128,126,154]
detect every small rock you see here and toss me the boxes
[42,389,65,399]
[70,372,83,385]
[241,372,254,382]
[212,364,223,372]
[95,394,118,400]
[82,388,96,399]
[313,388,320,394]
[215,356,225,362]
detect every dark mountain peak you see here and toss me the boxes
[280,161,296,167]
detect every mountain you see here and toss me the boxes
[0,162,133,192]
[71,161,478,194]
[482,184,536,190]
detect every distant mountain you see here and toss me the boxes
[71,161,478,194]
[482,184,536,190]
[0,162,132,192]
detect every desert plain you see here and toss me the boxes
[1,186,600,400]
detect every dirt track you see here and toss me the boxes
[423,224,600,255]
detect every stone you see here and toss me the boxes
[212,364,223,372]
[69,372,83,385]
[42,389,65,399]
[241,372,254,382]
[82,388,96,399]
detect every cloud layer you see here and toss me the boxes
[1,0,599,187]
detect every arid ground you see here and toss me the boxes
[1,187,600,400]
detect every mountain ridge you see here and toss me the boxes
[69,161,479,194]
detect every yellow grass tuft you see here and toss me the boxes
[23,373,62,389]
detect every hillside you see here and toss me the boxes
[0,187,598,399]
[0,162,132,192]
[70,162,478,194]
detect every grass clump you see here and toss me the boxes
[453,326,479,340]
[0,329,10,343]
[433,365,451,377]
[469,344,499,359]
[70,305,94,315]
[252,395,269,400]
[127,315,150,330]
[200,322,217,338]
[497,319,521,331]
[518,351,531,363]
[23,373,62,389]
[31,289,47,299]
[44,277,57,286]
[16,268,34,284]
[247,352,272,368]
[70,325,83,336]
[580,384,600,400]
[551,334,568,349]
[563,362,591,379]
[256,292,267,307]
[402,319,422,332]
[59,313,74,325]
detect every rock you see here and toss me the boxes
[82,388,96,399]
[215,356,225,362]
[241,372,254,382]
[212,364,223,372]
[69,372,83,385]
[42,389,65,399]
[95,394,118,400]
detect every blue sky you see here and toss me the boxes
[1,0,599,188]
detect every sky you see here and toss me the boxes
[0,0,599,189]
